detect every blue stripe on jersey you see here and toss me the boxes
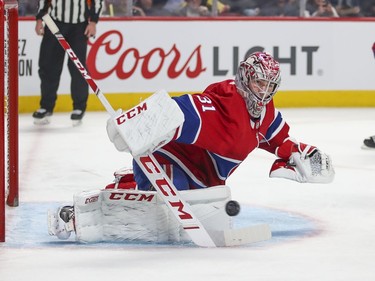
[265,111,283,140]
[208,152,241,180]
[172,95,201,144]
[156,149,207,189]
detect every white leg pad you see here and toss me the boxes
[73,186,233,243]
[73,190,103,243]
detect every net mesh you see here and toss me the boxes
[310,152,323,176]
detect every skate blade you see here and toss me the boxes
[361,144,375,150]
[72,120,82,127]
[33,117,51,125]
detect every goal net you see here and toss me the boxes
[0,0,19,242]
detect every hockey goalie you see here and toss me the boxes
[48,52,335,245]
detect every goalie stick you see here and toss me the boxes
[42,14,271,247]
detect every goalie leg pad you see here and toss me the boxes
[73,190,104,243]
[69,185,232,243]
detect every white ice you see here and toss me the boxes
[1,108,375,281]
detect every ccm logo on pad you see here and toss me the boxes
[116,103,148,125]
[85,195,99,204]
[108,192,155,202]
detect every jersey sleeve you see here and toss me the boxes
[258,106,291,158]
[172,94,202,144]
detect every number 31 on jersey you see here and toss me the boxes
[197,96,216,112]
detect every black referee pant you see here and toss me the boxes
[38,21,89,113]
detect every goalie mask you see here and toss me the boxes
[235,52,281,119]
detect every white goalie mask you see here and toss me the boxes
[235,52,281,119]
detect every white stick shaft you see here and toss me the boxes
[42,14,59,34]
[134,154,216,247]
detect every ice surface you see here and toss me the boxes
[1,108,375,281]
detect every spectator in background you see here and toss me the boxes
[226,0,261,16]
[133,0,172,15]
[164,0,187,14]
[307,0,339,17]
[105,0,169,16]
[361,0,375,17]
[172,0,231,16]
[176,0,210,16]
[18,0,39,16]
[333,0,362,17]
[105,0,131,16]
[132,0,151,15]
[284,0,301,16]
[259,0,299,17]
[204,0,231,15]
[18,0,28,16]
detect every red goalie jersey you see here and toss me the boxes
[133,79,291,190]
[111,52,333,189]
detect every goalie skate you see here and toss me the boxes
[47,206,75,240]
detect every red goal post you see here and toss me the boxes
[0,0,19,242]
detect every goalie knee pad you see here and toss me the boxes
[105,167,137,190]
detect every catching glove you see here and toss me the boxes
[270,142,335,183]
